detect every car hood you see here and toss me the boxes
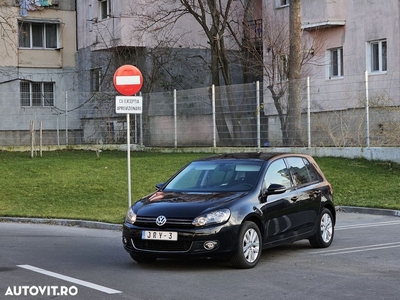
[133,191,247,218]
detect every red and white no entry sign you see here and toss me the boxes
[113,65,143,96]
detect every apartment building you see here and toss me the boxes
[2,0,398,147]
[75,0,249,144]
[264,0,400,145]
[0,0,78,146]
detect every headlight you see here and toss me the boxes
[192,209,230,227]
[125,207,137,224]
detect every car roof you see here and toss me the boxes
[196,152,312,162]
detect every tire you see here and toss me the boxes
[230,221,262,269]
[309,208,334,248]
[130,253,157,263]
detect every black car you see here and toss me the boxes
[122,152,335,268]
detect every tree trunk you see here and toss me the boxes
[286,0,303,146]
[210,24,232,145]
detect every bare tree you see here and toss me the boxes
[79,19,189,144]
[240,0,319,146]
[176,0,242,144]
[287,0,303,146]
[103,1,315,146]
[123,0,252,145]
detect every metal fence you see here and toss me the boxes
[1,71,400,148]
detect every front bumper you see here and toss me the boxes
[122,222,239,259]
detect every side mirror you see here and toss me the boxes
[266,183,287,195]
[260,183,287,203]
[155,183,165,190]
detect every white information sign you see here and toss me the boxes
[115,96,143,114]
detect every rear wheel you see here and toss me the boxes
[309,208,334,248]
[230,221,262,269]
[129,254,157,263]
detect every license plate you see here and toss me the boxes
[142,230,178,241]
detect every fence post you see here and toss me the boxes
[140,112,143,146]
[39,121,43,157]
[57,114,60,146]
[174,89,177,148]
[65,91,68,145]
[256,81,260,148]
[212,85,216,147]
[365,71,370,148]
[307,77,311,148]
[30,120,34,158]
[139,92,143,146]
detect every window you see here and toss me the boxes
[99,0,111,20]
[91,68,102,92]
[328,47,344,78]
[276,54,288,82]
[264,159,292,189]
[368,40,387,73]
[286,157,319,186]
[20,81,54,107]
[275,0,289,8]
[18,22,59,49]
[246,19,263,41]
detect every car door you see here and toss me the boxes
[260,159,300,244]
[285,157,322,234]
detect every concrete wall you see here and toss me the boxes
[2,144,399,165]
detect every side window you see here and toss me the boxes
[286,157,318,186]
[264,159,291,190]
[303,158,320,183]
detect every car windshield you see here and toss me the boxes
[163,161,263,192]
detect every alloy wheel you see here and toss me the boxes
[242,228,260,263]
[320,213,333,243]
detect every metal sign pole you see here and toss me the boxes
[127,113,132,208]
[113,65,144,209]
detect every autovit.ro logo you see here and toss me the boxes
[5,285,78,297]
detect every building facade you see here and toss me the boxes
[2,0,399,147]
[75,0,248,145]
[263,0,400,146]
[0,0,79,146]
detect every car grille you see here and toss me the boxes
[135,216,194,229]
[131,238,192,252]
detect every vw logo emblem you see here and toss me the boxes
[156,215,167,226]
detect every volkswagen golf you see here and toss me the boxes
[122,152,335,269]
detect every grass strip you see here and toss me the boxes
[0,150,399,224]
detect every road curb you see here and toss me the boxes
[337,206,400,217]
[0,217,122,231]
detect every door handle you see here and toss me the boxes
[309,190,321,199]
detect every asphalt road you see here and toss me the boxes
[1,211,400,300]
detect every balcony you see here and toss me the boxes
[301,0,346,31]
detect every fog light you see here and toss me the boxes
[122,237,128,244]
[203,241,218,250]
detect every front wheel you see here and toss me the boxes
[230,221,262,269]
[309,208,334,248]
